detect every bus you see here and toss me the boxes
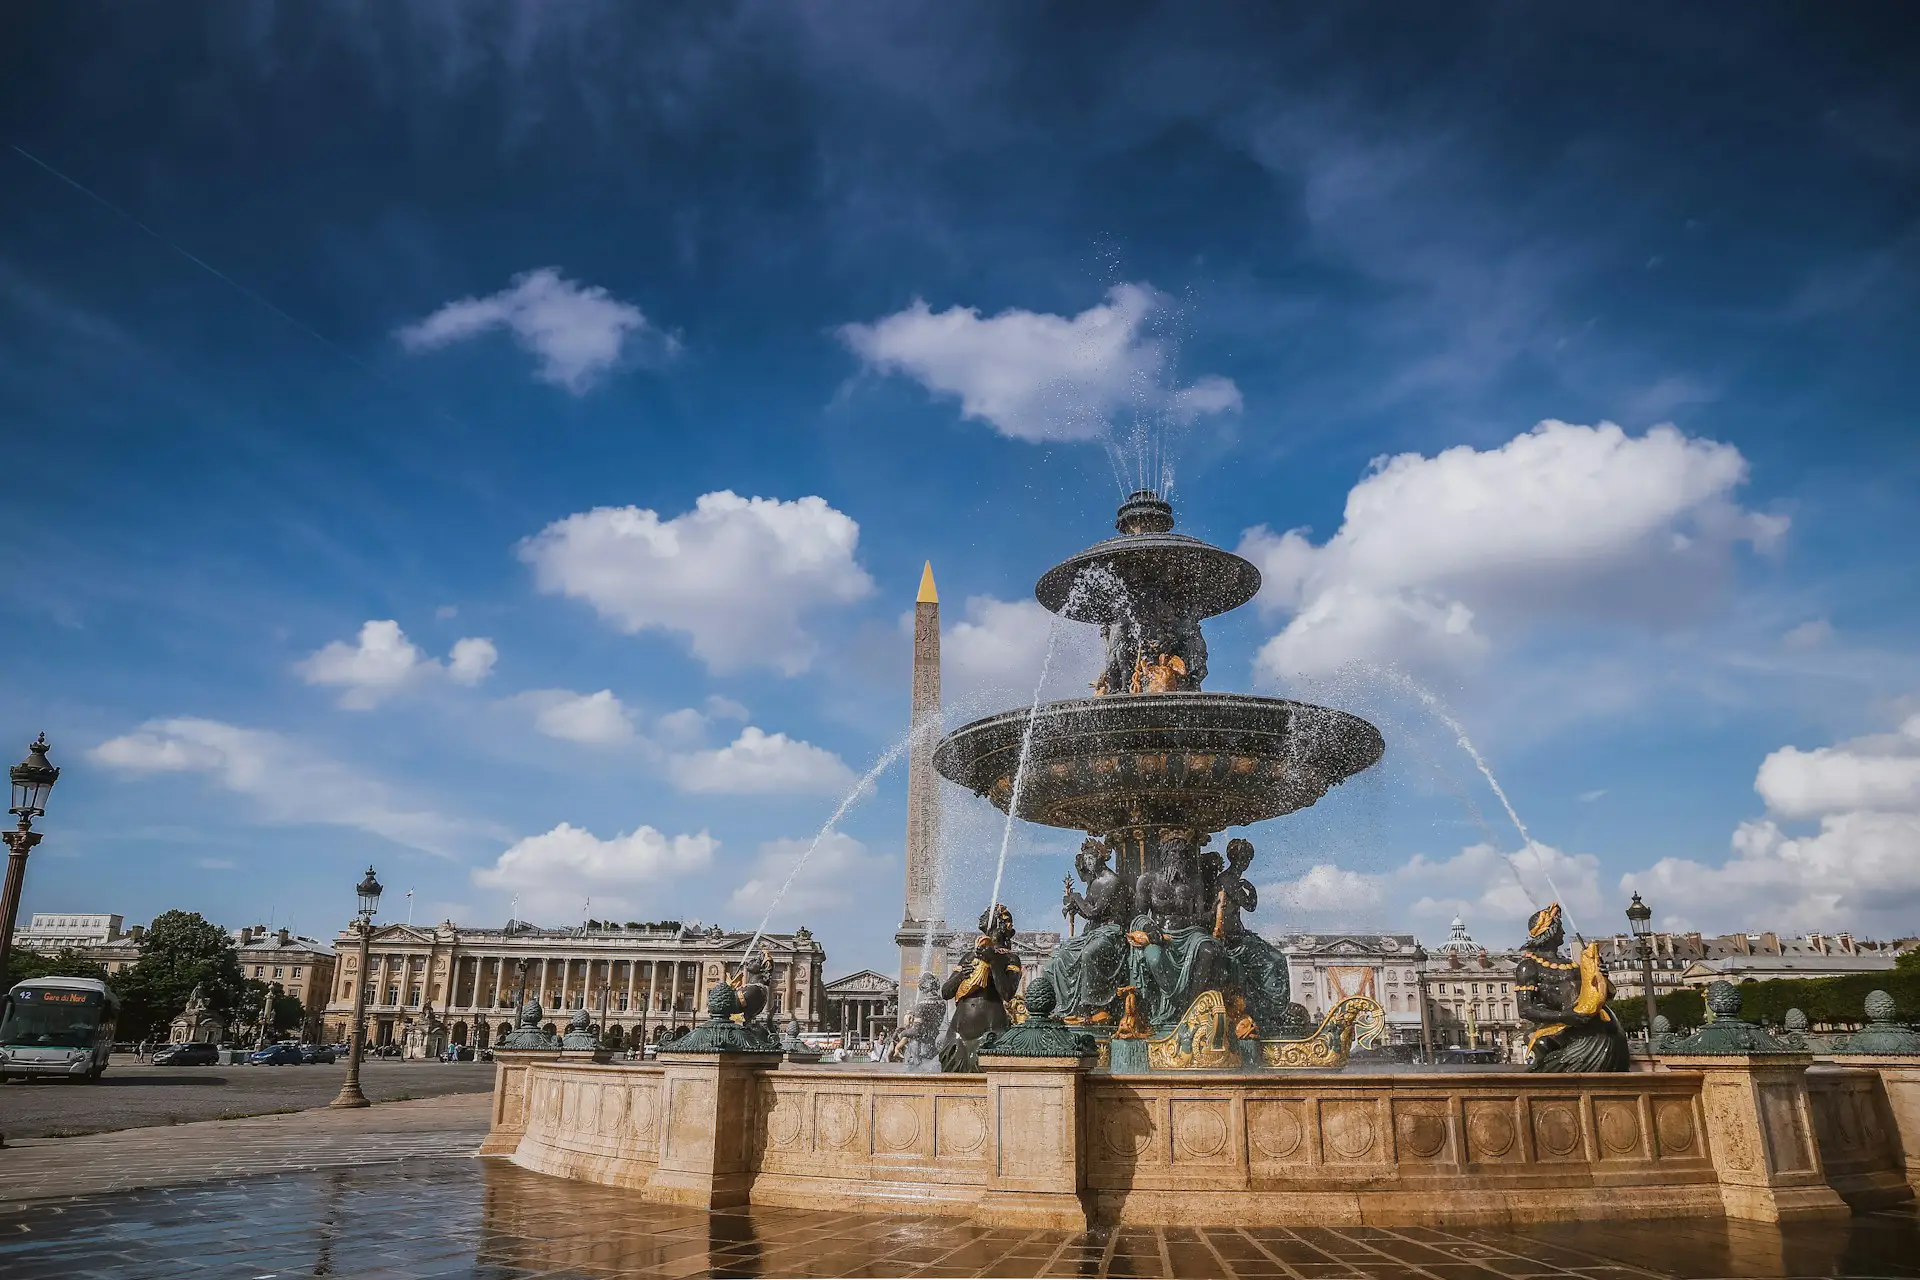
[0,975,120,1082]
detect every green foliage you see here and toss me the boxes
[1608,987,1705,1034]
[1895,948,1920,975]
[2,946,109,988]
[1735,970,1920,1029]
[110,910,247,1039]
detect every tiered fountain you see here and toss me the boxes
[482,491,1901,1230]
[933,490,1386,1069]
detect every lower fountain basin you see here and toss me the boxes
[933,692,1384,833]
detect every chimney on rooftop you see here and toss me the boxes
[276,928,291,947]
[1838,932,1855,953]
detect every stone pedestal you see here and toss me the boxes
[1831,1055,1920,1196]
[483,1048,561,1156]
[644,1052,782,1209]
[977,1052,1095,1230]
[1663,1053,1848,1222]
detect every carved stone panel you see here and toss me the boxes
[663,1076,715,1163]
[1700,1083,1755,1174]
[1759,1082,1814,1176]
[874,1094,927,1156]
[1170,1098,1235,1166]
[1319,1099,1381,1163]
[935,1094,987,1158]
[1246,1099,1308,1164]
[1593,1098,1644,1160]
[1653,1098,1698,1159]
[1528,1098,1584,1162]
[1463,1098,1522,1164]
[766,1089,806,1152]
[1392,1098,1451,1163]
[815,1092,864,1153]
[996,1083,1067,1181]
[1097,1094,1161,1164]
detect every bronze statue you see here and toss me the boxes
[1042,838,1131,1024]
[1515,903,1629,1072]
[1126,832,1226,1026]
[1092,602,1208,696]
[730,945,775,1029]
[938,904,1023,1072]
[894,971,946,1067]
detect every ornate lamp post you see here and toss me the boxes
[0,734,59,987]
[1626,892,1658,1041]
[330,865,383,1109]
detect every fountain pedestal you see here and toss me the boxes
[978,1050,1098,1230]
[646,1050,784,1208]
[481,1047,561,1156]
[1662,1052,1848,1222]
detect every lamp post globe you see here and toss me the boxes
[332,864,383,1109]
[0,734,58,988]
[1625,892,1659,1043]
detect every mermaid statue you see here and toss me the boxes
[1516,903,1630,1072]
[1207,839,1291,1036]
[938,904,1023,1072]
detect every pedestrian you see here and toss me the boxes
[136,1038,149,1062]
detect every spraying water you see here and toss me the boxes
[745,731,916,958]
[983,616,1066,921]
[1374,667,1580,937]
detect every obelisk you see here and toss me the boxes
[896,560,942,1009]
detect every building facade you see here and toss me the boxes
[16,912,125,950]
[1280,932,1426,1045]
[233,926,338,1039]
[822,969,899,1041]
[319,919,826,1050]
[1420,918,1526,1055]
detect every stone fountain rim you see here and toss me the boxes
[1034,532,1262,622]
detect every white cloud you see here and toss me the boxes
[1782,618,1835,650]
[727,832,894,921]
[1754,716,1920,818]
[1625,716,1920,934]
[297,620,497,708]
[518,491,875,675]
[1267,863,1385,915]
[840,284,1240,443]
[395,268,674,394]
[942,595,1058,706]
[474,822,716,919]
[668,726,856,795]
[528,689,636,745]
[90,718,488,857]
[1241,421,1788,681]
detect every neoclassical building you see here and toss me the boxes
[822,969,899,1041]
[1280,932,1426,1045]
[1421,917,1525,1055]
[319,919,826,1050]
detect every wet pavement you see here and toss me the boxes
[3,1155,1919,1279]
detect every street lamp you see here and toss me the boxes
[0,734,59,987]
[1626,892,1658,1043]
[330,865,383,1108]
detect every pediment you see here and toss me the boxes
[825,969,897,994]
[370,924,437,944]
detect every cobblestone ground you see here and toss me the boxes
[3,1143,1919,1279]
[0,1055,493,1138]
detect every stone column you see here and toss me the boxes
[480,1046,561,1156]
[669,962,681,1026]
[624,959,637,1015]
[644,1051,781,1208]
[1664,1053,1849,1222]
[976,1051,1094,1230]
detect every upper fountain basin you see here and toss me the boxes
[1034,532,1261,625]
[933,692,1385,833]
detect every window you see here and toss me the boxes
[255,966,265,977]
[273,967,283,978]
[1501,983,1509,993]
[409,984,423,1006]
[292,967,302,978]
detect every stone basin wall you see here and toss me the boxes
[485,1049,1916,1229]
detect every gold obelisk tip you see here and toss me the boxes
[916,560,938,605]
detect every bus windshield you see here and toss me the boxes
[1,987,107,1049]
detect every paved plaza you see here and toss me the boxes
[0,1056,494,1139]
[0,1092,1917,1279]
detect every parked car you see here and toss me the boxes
[248,1043,305,1066]
[299,1044,337,1064]
[152,1041,220,1066]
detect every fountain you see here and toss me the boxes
[934,490,1386,1070]
[481,489,1915,1230]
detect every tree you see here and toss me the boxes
[1,946,110,988]
[111,910,247,1039]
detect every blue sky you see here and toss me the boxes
[3,3,1917,976]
